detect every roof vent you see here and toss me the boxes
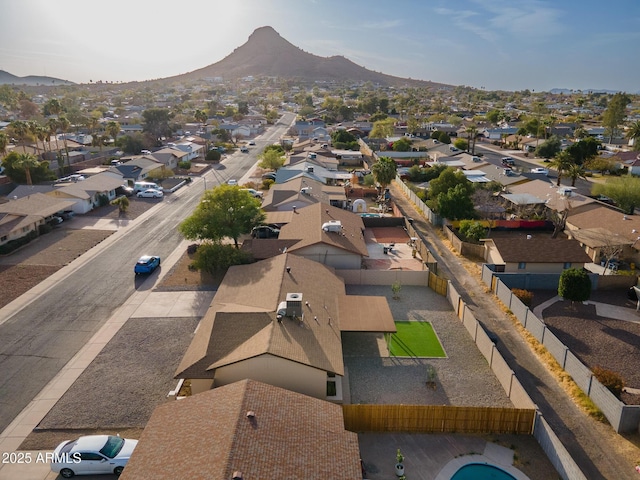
[307,166,314,173]
[301,187,311,194]
[232,472,243,480]
[246,411,255,418]
[526,235,532,240]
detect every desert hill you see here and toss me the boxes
[166,26,444,88]
[0,70,74,86]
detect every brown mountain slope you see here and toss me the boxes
[167,26,444,87]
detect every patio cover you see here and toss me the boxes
[337,296,396,332]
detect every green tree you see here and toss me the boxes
[369,118,395,139]
[331,129,357,144]
[558,268,591,303]
[42,98,64,117]
[431,131,451,144]
[392,137,412,152]
[427,167,473,200]
[584,156,617,175]
[565,137,600,165]
[548,151,574,186]
[458,220,487,242]
[1,151,54,184]
[191,243,253,274]
[0,131,8,157]
[111,195,130,214]
[179,184,265,248]
[371,156,397,189]
[258,148,285,171]
[453,138,468,151]
[592,176,640,214]
[535,135,562,159]
[116,133,146,154]
[436,183,476,220]
[14,153,40,185]
[206,150,221,162]
[565,163,587,187]
[485,109,501,124]
[602,93,631,143]
[58,115,71,170]
[106,121,121,146]
[142,108,174,145]
[237,101,249,115]
[465,125,478,154]
[625,120,640,150]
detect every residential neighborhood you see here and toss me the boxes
[2,27,640,480]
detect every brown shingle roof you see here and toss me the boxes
[488,231,592,263]
[567,203,640,242]
[0,193,74,217]
[338,296,396,332]
[120,379,361,480]
[279,203,368,256]
[175,254,346,379]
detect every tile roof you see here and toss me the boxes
[487,231,592,263]
[278,203,368,256]
[119,379,361,480]
[175,254,347,379]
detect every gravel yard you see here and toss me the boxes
[36,316,198,431]
[343,285,514,407]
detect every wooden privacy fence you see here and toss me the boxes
[343,404,535,435]
[428,271,447,295]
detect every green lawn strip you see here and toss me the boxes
[389,321,446,358]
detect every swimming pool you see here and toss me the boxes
[450,463,517,480]
[359,213,382,217]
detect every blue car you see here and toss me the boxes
[134,255,161,274]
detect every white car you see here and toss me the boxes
[136,189,163,198]
[248,140,256,146]
[227,179,238,186]
[51,435,138,478]
[531,167,549,175]
[241,188,263,198]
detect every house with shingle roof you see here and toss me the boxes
[261,176,347,212]
[119,379,362,480]
[175,253,394,400]
[0,193,74,247]
[483,231,592,273]
[109,156,162,183]
[565,203,640,264]
[277,203,368,269]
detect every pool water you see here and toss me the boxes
[451,463,517,480]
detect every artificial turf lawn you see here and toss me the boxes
[389,321,446,357]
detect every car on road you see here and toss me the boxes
[530,167,549,175]
[240,146,249,153]
[134,255,161,274]
[241,188,263,198]
[501,157,515,166]
[136,189,163,198]
[252,225,280,239]
[50,434,138,478]
[248,140,256,146]
[227,179,238,186]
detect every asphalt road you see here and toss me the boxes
[0,113,295,433]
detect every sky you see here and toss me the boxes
[1,0,639,93]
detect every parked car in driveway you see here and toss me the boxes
[116,185,134,197]
[227,179,238,186]
[136,189,163,198]
[251,225,280,238]
[241,188,263,198]
[48,215,63,225]
[60,210,75,220]
[50,434,138,478]
[134,255,161,274]
[261,172,276,181]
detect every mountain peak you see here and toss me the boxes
[168,26,441,88]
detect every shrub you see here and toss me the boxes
[96,194,109,207]
[206,150,221,161]
[262,179,275,190]
[558,268,591,303]
[178,160,191,170]
[458,220,487,243]
[192,243,253,274]
[512,289,534,307]
[593,366,625,398]
[0,230,38,254]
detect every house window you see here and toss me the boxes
[518,262,526,270]
[326,380,337,397]
[1,235,7,242]
[563,262,571,269]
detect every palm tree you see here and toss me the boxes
[626,120,640,150]
[106,121,120,146]
[47,118,62,171]
[548,151,574,186]
[466,125,478,154]
[565,163,587,187]
[58,115,71,171]
[15,153,40,185]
